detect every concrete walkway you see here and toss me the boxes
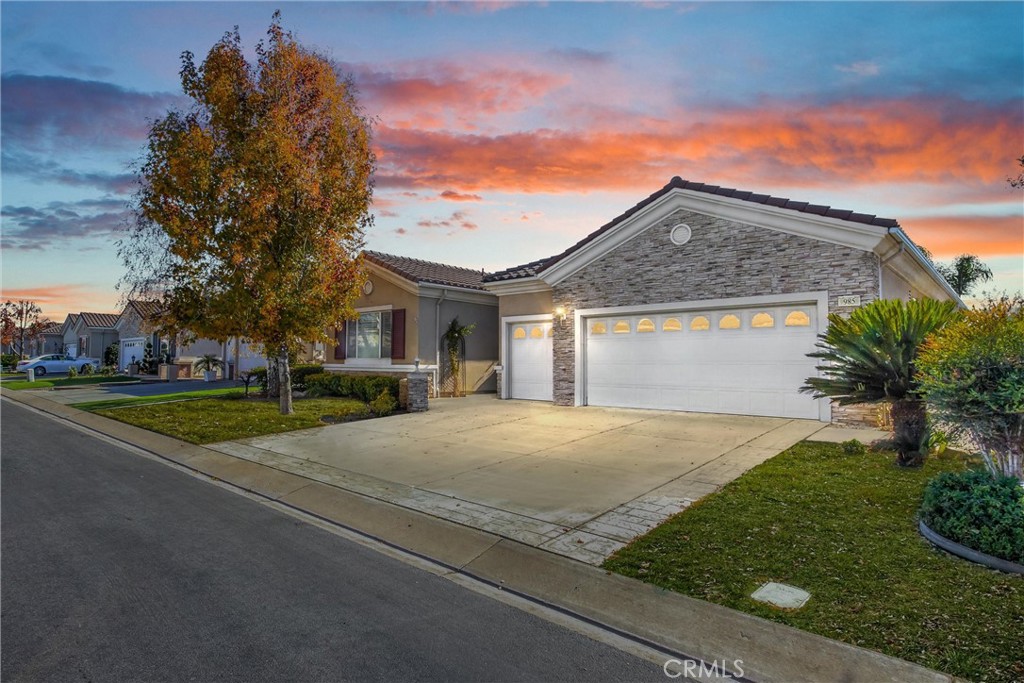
[207,396,826,564]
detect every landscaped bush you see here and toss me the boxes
[290,364,326,391]
[2,353,20,371]
[368,388,398,417]
[920,470,1024,564]
[67,366,78,378]
[79,362,93,375]
[251,367,269,393]
[917,295,1023,481]
[303,372,400,403]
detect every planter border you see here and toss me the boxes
[918,519,1024,575]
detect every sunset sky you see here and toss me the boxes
[2,1,1022,321]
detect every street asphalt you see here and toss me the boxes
[1,400,662,682]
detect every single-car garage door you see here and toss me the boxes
[507,321,553,401]
[120,338,146,371]
[585,303,821,419]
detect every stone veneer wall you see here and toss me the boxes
[550,208,881,418]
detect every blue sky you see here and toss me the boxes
[2,1,1022,319]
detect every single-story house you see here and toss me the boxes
[325,251,499,396]
[60,314,80,357]
[36,322,64,356]
[483,177,960,423]
[68,312,120,361]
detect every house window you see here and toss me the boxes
[590,322,607,335]
[613,320,631,334]
[663,318,683,332]
[346,311,392,359]
[751,312,775,328]
[690,316,710,331]
[719,314,741,330]
[785,311,811,327]
[637,318,655,333]
[513,326,527,339]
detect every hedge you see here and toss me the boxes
[920,470,1024,564]
[304,372,401,403]
[250,364,323,393]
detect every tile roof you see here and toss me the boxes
[40,322,63,335]
[365,251,490,291]
[484,176,900,282]
[126,300,163,320]
[78,312,120,329]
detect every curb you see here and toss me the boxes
[1,387,955,683]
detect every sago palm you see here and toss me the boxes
[801,298,960,466]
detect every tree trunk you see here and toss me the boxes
[890,399,927,467]
[233,338,240,382]
[267,355,280,398]
[278,343,293,415]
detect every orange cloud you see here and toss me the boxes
[374,97,1020,195]
[0,285,119,321]
[439,190,483,202]
[900,215,1024,258]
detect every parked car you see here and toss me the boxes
[15,355,100,376]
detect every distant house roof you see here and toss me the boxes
[484,176,901,282]
[77,312,120,329]
[365,251,490,291]
[40,322,63,335]
[125,300,163,320]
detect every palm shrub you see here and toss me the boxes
[193,354,225,376]
[916,295,1023,482]
[801,298,960,467]
[443,317,475,397]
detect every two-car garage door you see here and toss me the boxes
[584,303,821,419]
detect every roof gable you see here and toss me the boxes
[485,177,899,284]
[364,251,490,291]
[76,312,120,330]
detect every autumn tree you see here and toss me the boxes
[1,300,44,358]
[119,14,374,414]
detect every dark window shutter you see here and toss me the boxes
[391,309,406,360]
[334,322,347,360]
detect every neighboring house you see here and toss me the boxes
[36,322,64,356]
[60,314,80,357]
[483,177,960,423]
[115,300,164,371]
[69,312,120,360]
[325,251,499,395]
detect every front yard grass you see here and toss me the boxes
[72,387,245,411]
[3,375,139,391]
[94,396,370,444]
[603,442,1024,683]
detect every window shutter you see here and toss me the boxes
[334,322,346,360]
[391,309,406,360]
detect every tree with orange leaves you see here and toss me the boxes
[119,13,374,414]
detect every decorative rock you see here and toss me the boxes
[750,582,811,609]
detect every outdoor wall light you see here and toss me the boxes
[554,306,567,323]
[414,357,421,371]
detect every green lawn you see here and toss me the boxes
[603,443,1024,683]
[2,375,139,391]
[94,396,370,443]
[72,387,245,411]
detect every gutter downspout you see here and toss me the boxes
[887,228,965,307]
[434,289,447,398]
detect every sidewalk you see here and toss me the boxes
[1,388,948,683]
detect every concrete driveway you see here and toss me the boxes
[208,396,826,564]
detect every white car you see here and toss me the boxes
[16,355,100,376]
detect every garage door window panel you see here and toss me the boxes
[662,317,682,332]
[718,314,741,330]
[785,310,811,327]
[613,320,631,334]
[751,312,775,328]
[690,316,710,331]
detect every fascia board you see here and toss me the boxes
[543,189,888,286]
[419,284,498,306]
[482,277,551,296]
[366,261,420,296]
[884,229,964,306]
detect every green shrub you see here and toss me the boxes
[104,342,119,368]
[2,353,20,371]
[67,365,78,378]
[920,470,1024,563]
[290,364,325,391]
[841,439,866,455]
[917,295,1023,481]
[368,388,398,417]
[100,365,117,376]
[251,367,269,392]
[80,362,94,376]
[301,372,400,403]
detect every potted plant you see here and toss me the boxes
[193,354,225,382]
